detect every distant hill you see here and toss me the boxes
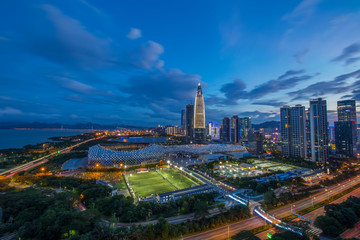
[0,122,142,130]
[252,121,280,130]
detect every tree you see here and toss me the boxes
[232,230,260,240]
[156,217,170,239]
[264,190,277,208]
[314,215,343,237]
[271,231,305,240]
[255,183,269,194]
[194,200,209,219]
[146,223,155,240]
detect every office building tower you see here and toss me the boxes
[248,130,264,155]
[337,100,356,122]
[185,104,194,143]
[194,83,206,142]
[335,99,357,158]
[222,117,230,141]
[310,98,329,164]
[181,109,185,128]
[280,105,307,158]
[208,121,220,140]
[335,121,357,158]
[230,115,240,144]
[239,117,252,139]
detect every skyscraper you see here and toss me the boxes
[222,117,230,141]
[239,117,252,139]
[310,98,328,164]
[280,105,307,158]
[181,109,185,128]
[305,108,311,156]
[230,115,239,144]
[185,104,194,143]
[181,109,185,135]
[335,99,357,158]
[337,100,356,122]
[335,121,357,158]
[194,83,206,142]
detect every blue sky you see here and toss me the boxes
[1,0,360,126]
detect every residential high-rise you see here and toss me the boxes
[337,100,356,122]
[310,98,328,164]
[230,115,240,144]
[194,83,206,142]
[305,108,311,156]
[221,117,230,141]
[185,104,194,143]
[335,99,357,158]
[239,117,252,139]
[280,105,307,158]
[280,106,291,156]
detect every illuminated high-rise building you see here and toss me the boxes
[194,83,206,142]
[222,117,230,141]
[335,99,357,158]
[185,104,194,143]
[280,105,307,158]
[239,117,252,139]
[230,115,240,144]
[310,98,328,164]
[337,100,356,122]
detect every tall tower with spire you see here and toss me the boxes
[194,83,206,142]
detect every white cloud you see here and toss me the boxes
[283,0,322,23]
[132,40,164,70]
[0,107,22,115]
[126,28,142,39]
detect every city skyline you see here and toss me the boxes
[1,1,360,127]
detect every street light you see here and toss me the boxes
[312,197,316,207]
[291,204,295,214]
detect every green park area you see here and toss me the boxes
[127,169,198,197]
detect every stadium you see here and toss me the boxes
[88,144,247,166]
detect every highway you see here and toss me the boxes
[183,175,360,240]
[256,180,360,239]
[0,136,105,178]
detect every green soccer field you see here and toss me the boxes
[160,168,198,189]
[127,171,176,197]
[127,169,198,197]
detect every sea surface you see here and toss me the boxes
[0,129,91,150]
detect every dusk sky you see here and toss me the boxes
[1,0,360,127]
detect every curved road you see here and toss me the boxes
[183,175,360,240]
[0,136,105,177]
